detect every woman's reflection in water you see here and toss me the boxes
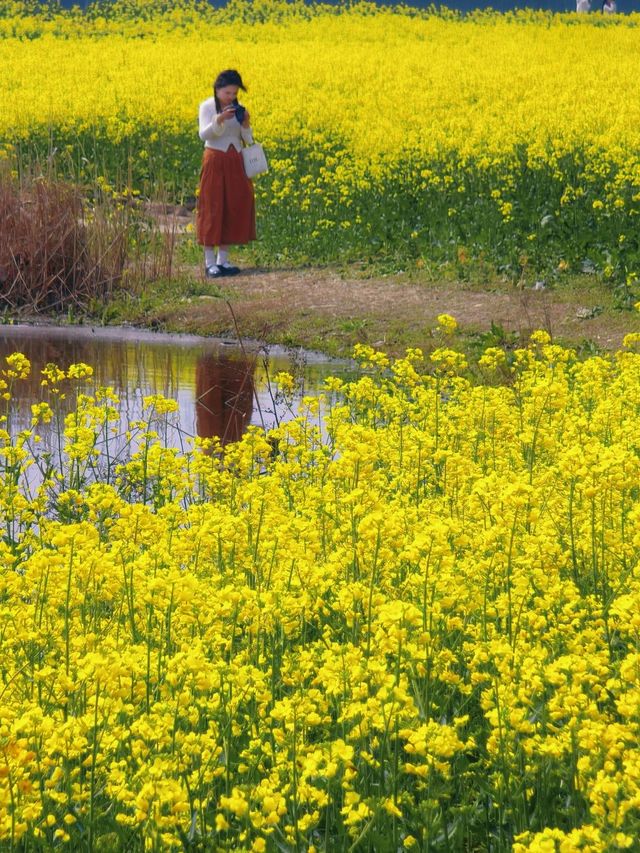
[195,353,256,445]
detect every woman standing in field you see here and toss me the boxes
[196,69,256,278]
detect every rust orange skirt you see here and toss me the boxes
[196,147,256,246]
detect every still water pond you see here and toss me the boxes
[0,325,354,451]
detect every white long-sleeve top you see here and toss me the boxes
[198,96,254,151]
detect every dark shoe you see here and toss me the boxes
[205,264,223,278]
[218,264,241,276]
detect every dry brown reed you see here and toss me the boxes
[0,171,179,314]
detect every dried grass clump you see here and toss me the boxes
[0,174,178,314]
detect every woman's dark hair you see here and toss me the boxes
[213,69,246,111]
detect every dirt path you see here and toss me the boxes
[152,266,640,358]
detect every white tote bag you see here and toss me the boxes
[242,142,269,179]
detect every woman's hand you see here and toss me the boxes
[216,105,236,125]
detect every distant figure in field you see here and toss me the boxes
[196,69,256,279]
[576,0,591,10]
[602,0,617,12]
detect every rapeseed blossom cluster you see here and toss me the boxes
[1,1,639,278]
[2,329,640,850]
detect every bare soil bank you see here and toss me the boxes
[145,266,640,358]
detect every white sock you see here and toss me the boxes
[217,248,230,267]
[204,247,217,268]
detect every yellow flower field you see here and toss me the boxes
[2,324,640,850]
[1,0,640,282]
[3,4,640,844]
